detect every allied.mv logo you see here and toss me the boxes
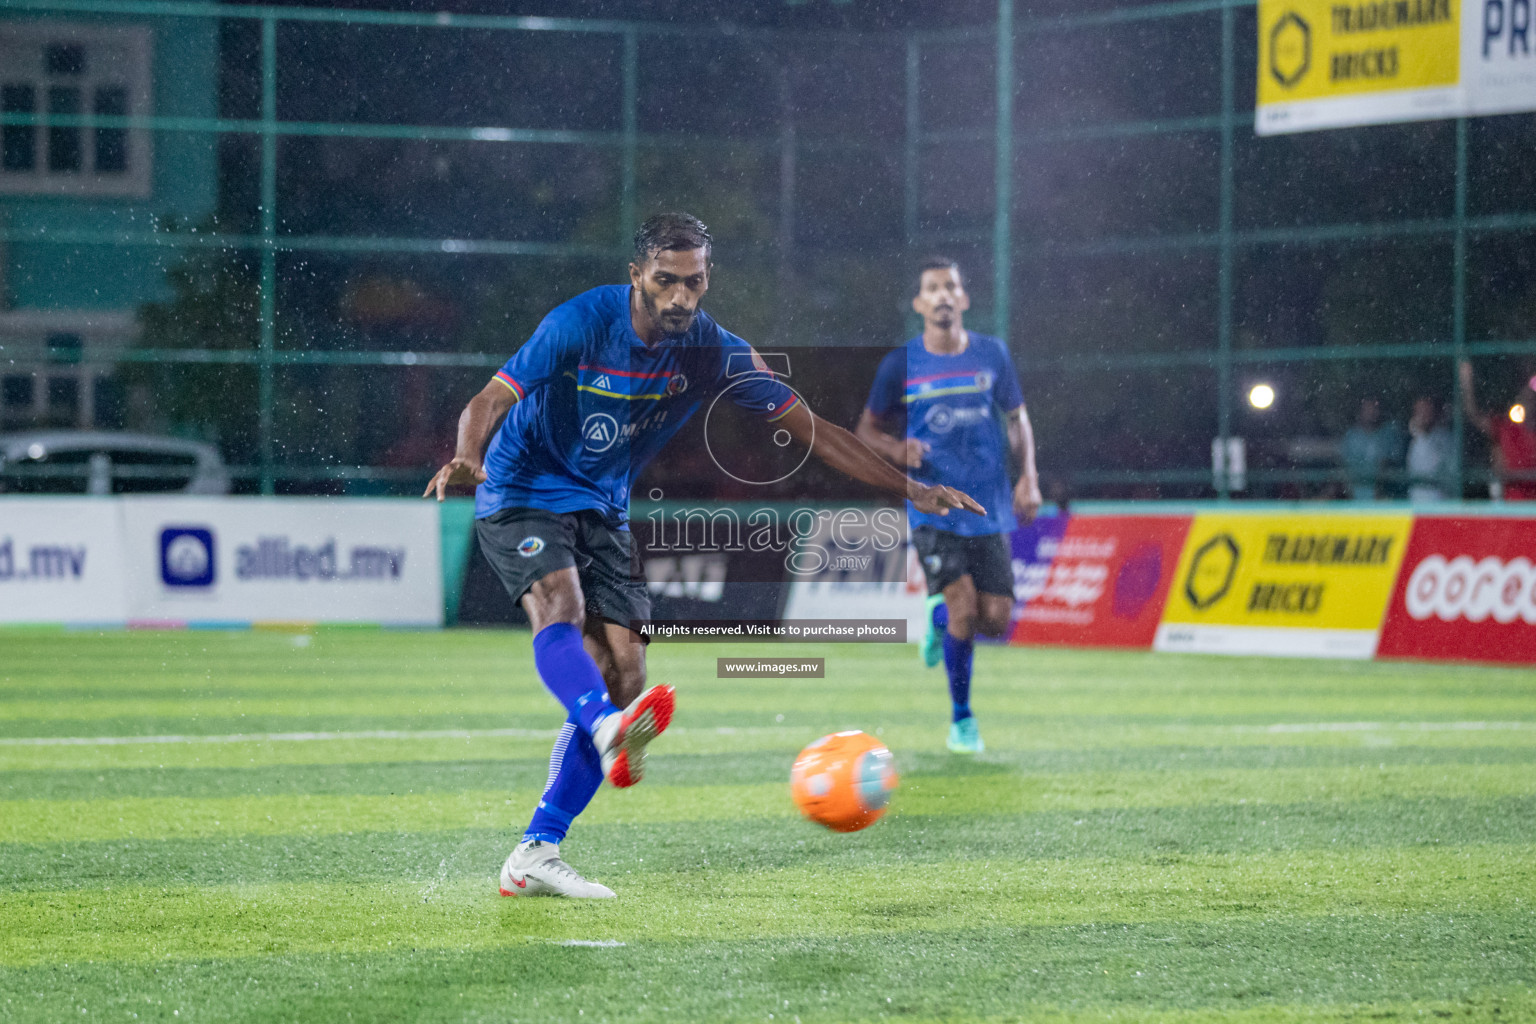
[160,527,216,587]
[582,412,619,452]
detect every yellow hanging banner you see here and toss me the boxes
[1257,0,1463,133]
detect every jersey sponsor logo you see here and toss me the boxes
[1402,554,1536,624]
[582,412,620,452]
[517,536,546,558]
[591,373,613,391]
[921,403,992,435]
[925,404,956,434]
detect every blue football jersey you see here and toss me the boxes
[476,285,799,525]
[865,333,1025,537]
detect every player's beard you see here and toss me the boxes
[640,285,696,339]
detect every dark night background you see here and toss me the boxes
[128,0,1536,498]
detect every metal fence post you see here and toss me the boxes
[903,33,922,339]
[904,34,920,249]
[1215,3,1236,500]
[620,29,638,254]
[259,15,278,496]
[1451,116,1469,499]
[776,65,796,344]
[993,0,1013,342]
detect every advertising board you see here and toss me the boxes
[1155,511,1411,658]
[1256,0,1462,134]
[781,542,928,643]
[1005,511,1069,631]
[1009,514,1191,650]
[1463,0,1536,115]
[1377,515,1536,664]
[119,498,442,626]
[0,499,127,624]
[1257,0,1536,134]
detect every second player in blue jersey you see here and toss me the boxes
[859,258,1042,755]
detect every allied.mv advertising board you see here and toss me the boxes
[119,498,443,626]
[0,499,127,624]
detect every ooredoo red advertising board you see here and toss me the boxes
[1377,516,1536,664]
[1009,514,1191,649]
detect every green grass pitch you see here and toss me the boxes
[1,630,1533,1023]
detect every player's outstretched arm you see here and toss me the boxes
[855,409,927,469]
[777,401,985,517]
[423,380,517,501]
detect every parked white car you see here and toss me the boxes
[0,431,231,495]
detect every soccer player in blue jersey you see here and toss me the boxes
[856,258,1042,754]
[426,214,982,898]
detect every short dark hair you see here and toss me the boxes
[633,212,712,264]
[917,257,962,292]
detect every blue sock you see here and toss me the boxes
[932,600,949,632]
[943,630,974,723]
[523,714,604,845]
[532,623,618,736]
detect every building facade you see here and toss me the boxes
[0,11,216,431]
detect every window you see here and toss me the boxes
[2,374,35,410]
[0,23,151,196]
[47,376,79,420]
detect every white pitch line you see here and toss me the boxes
[0,724,802,747]
[1225,721,1536,734]
[0,727,558,747]
[558,940,626,948]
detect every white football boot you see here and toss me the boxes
[591,685,675,788]
[498,839,616,899]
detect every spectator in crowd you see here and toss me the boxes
[1405,396,1454,502]
[1339,397,1405,500]
[1459,360,1536,501]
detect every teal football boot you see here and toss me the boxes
[922,594,945,668]
[946,716,985,754]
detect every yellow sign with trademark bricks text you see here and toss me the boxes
[1257,0,1463,133]
[1155,512,1412,659]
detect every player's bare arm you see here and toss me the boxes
[1006,404,1043,523]
[423,379,517,501]
[777,400,984,517]
[855,408,927,468]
